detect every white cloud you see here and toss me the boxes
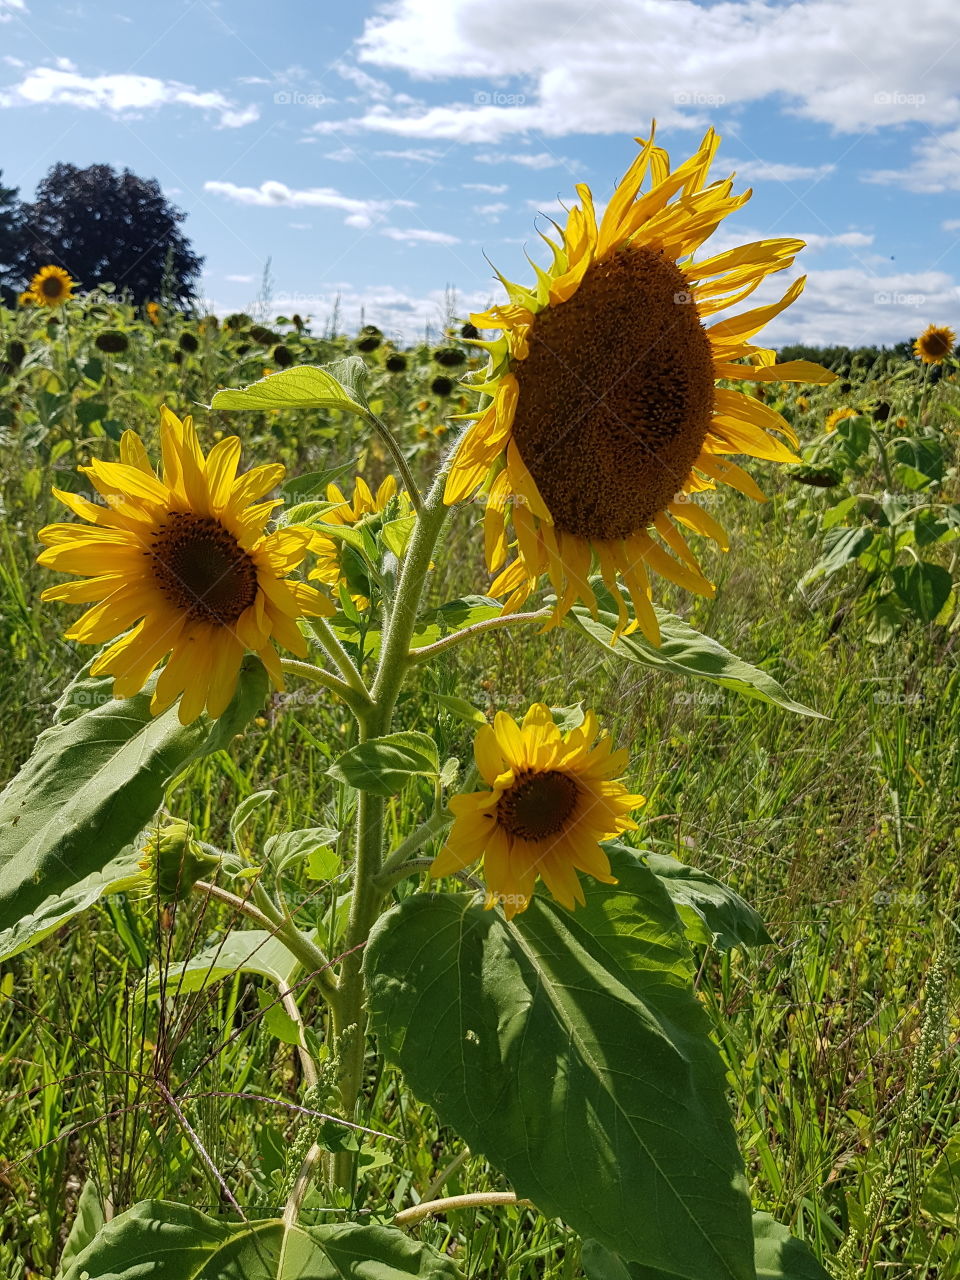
[866,127,960,192]
[203,179,416,229]
[729,159,836,183]
[0,0,27,21]
[381,226,461,244]
[800,231,875,250]
[474,201,508,218]
[942,219,960,232]
[226,273,255,283]
[339,0,960,141]
[324,146,361,162]
[475,151,574,169]
[375,146,442,162]
[334,60,393,102]
[464,181,507,193]
[0,65,258,127]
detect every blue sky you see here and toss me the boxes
[2,0,958,345]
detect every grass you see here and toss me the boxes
[0,298,958,1279]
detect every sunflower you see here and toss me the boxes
[28,264,76,307]
[146,301,161,325]
[431,703,644,919]
[825,406,859,433]
[914,324,956,365]
[446,126,835,643]
[38,407,333,724]
[309,475,410,605]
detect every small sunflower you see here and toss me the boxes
[17,290,35,307]
[825,406,859,433]
[309,475,410,606]
[914,324,956,365]
[146,301,161,325]
[38,407,333,724]
[446,126,835,643]
[431,703,644,919]
[28,264,76,308]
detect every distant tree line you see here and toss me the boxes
[0,163,202,307]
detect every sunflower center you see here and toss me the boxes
[510,244,715,541]
[41,276,65,298]
[149,513,259,625]
[497,769,580,841]
[923,330,951,358]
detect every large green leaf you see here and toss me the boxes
[582,1212,829,1279]
[892,562,953,622]
[60,1199,461,1279]
[641,848,772,951]
[366,845,754,1278]
[566,591,822,717]
[921,1133,960,1227]
[329,732,439,796]
[211,358,370,417]
[0,659,267,946]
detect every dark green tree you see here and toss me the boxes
[0,170,25,305]
[19,163,202,304]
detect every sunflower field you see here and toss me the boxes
[1,131,959,1280]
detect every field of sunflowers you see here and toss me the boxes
[1,134,959,1280]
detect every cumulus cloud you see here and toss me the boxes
[0,64,258,126]
[203,179,416,229]
[0,0,27,20]
[329,0,960,141]
[866,127,960,192]
[474,151,575,169]
[728,159,836,183]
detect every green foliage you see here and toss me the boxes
[366,845,755,1277]
[211,357,370,417]
[329,731,440,796]
[60,1200,462,1280]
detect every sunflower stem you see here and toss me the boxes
[364,408,423,514]
[280,657,372,716]
[376,805,454,885]
[407,608,553,662]
[308,617,371,698]
[331,463,452,1194]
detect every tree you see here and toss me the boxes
[18,163,202,305]
[0,170,25,305]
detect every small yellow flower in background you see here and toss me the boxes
[38,407,333,724]
[825,407,859,433]
[17,290,35,307]
[914,323,956,365]
[310,475,410,605]
[445,125,836,645]
[146,301,161,325]
[796,395,810,412]
[28,265,76,307]
[431,703,645,919]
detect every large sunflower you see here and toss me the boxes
[431,703,644,919]
[309,474,410,605]
[38,407,332,724]
[914,323,956,365]
[446,126,835,642]
[28,264,76,307]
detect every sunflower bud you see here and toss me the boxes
[138,819,220,902]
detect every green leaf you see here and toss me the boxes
[800,527,877,586]
[281,458,360,500]
[641,849,772,951]
[432,693,487,725]
[230,789,277,839]
[582,1212,829,1280]
[366,845,754,1277]
[57,1178,106,1279]
[140,929,304,1001]
[921,1134,960,1227]
[211,358,369,417]
[264,826,340,874]
[257,987,302,1044]
[331,596,503,661]
[892,562,953,622]
[60,1199,462,1280]
[381,513,417,559]
[0,659,266,951]
[567,591,822,718]
[329,731,439,796]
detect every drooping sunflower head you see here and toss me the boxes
[914,323,956,366]
[38,407,333,724]
[446,126,836,643]
[825,406,859,434]
[29,264,76,308]
[309,474,410,606]
[431,703,644,920]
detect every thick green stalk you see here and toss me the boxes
[331,466,452,1191]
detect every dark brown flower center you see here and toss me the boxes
[510,244,716,541]
[149,512,259,625]
[41,275,65,298]
[922,330,952,358]
[497,769,580,841]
